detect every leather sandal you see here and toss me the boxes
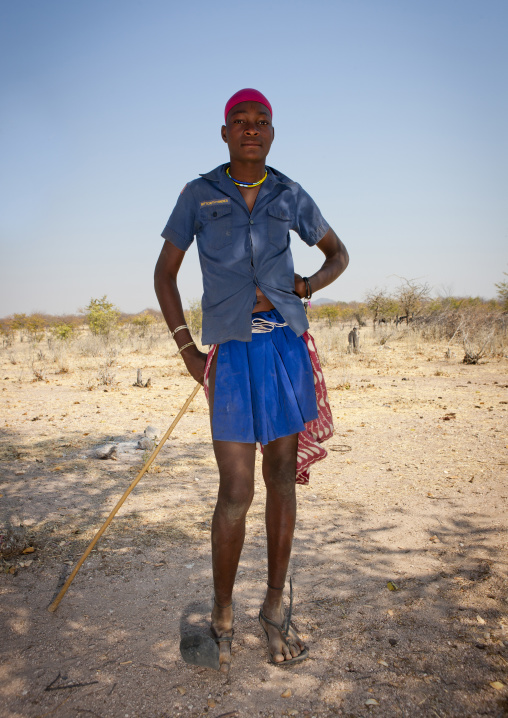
[259,577,309,666]
[211,596,234,661]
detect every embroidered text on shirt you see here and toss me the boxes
[200,199,230,207]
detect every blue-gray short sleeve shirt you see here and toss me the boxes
[161,164,330,345]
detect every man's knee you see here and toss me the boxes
[263,459,297,495]
[216,480,254,521]
[263,438,297,482]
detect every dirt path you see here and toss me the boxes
[1,328,507,717]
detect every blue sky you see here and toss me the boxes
[1,0,507,315]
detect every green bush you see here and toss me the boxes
[131,312,156,337]
[495,273,508,311]
[51,323,74,341]
[185,299,202,337]
[319,304,339,327]
[11,313,47,342]
[85,296,120,336]
[0,318,14,346]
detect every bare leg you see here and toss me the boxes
[210,440,256,672]
[260,434,307,663]
[208,351,256,672]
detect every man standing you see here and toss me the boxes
[155,89,349,672]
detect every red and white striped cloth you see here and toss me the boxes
[203,331,333,485]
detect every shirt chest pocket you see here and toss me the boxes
[267,206,292,249]
[200,204,233,250]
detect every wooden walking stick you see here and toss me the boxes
[47,382,202,613]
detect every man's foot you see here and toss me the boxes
[259,585,308,666]
[211,598,234,674]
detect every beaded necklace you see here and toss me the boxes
[226,166,268,188]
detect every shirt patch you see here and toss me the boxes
[180,183,188,195]
[200,198,230,207]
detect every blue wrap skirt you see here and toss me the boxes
[211,309,318,444]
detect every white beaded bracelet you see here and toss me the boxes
[171,324,188,338]
[177,341,195,355]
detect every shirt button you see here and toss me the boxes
[249,219,254,224]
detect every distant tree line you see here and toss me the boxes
[0,296,164,346]
[308,275,507,335]
[1,272,507,347]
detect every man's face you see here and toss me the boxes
[221,101,274,163]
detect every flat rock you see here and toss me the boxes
[94,444,118,460]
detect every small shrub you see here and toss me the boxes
[185,299,202,337]
[131,312,156,337]
[96,366,116,386]
[395,278,431,325]
[78,335,104,357]
[104,348,118,367]
[51,323,74,341]
[0,319,14,347]
[11,313,28,333]
[12,313,47,343]
[495,272,508,311]
[321,305,340,327]
[84,296,120,337]
[378,332,395,346]
[30,358,46,381]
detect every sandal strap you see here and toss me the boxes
[259,609,290,641]
[215,633,234,643]
[211,627,234,643]
[283,576,294,635]
[259,609,284,632]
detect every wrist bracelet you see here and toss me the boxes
[171,324,188,338]
[302,277,312,300]
[177,341,195,355]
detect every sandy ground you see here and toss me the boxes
[1,324,508,718]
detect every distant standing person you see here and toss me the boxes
[155,89,349,672]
